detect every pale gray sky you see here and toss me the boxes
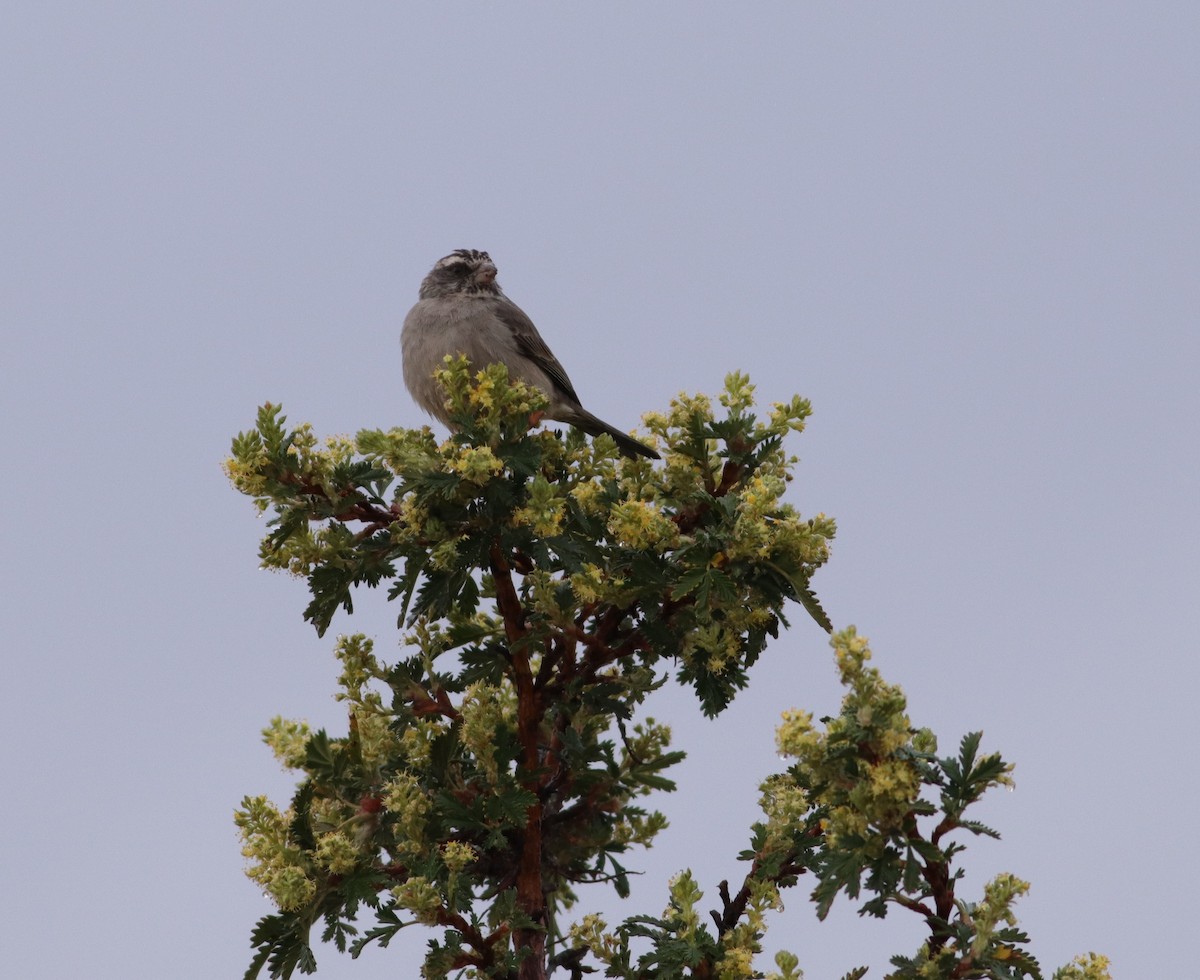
[3,4,1196,977]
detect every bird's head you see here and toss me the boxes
[419,249,501,299]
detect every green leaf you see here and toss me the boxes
[349,907,405,957]
[796,577,833,633]
[304,565,356,637]
[303,730,346,782]
[245,913,315,980]
[763,560,832,633]
[958,819,1002,839]
[483,787,539,827]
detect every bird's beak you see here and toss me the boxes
[476,263,498,285]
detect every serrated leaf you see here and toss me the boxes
[763,560,832,633]
[958,731,982,774]
[610,855,631,898]
[797,579,833,633]
[245,911,316,980]
[304,730,345,782]
[482,787,538,827]
[959,819,1002,840]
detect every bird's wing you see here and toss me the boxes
[489,297,582,405]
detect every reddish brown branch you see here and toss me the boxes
[930,814,958,846]
[905,816,955,950]
[715,458,744,497]
[892,893,935,917]
[707,851,809,936]
[534,635,561,689]
[408,685,461,721]
[490,543,547,980]
[437,908,508,972]
[490,544,529,644]
[278,467,396,529]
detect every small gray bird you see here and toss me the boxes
[402,249,659,460]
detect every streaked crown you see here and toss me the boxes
[419,249,500,299]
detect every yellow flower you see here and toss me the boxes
[392,876,442,925]
[775,709,816,757]
[267,866,316,912]
[440,841,477,872]
[451,446,505,484]
[262,716,311,770]
[315,832,360,875]
[608,500,680,550]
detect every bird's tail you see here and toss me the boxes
[572,409,660,460]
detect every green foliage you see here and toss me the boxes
[227,364,1102,979]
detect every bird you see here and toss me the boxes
[401,249,660,460]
